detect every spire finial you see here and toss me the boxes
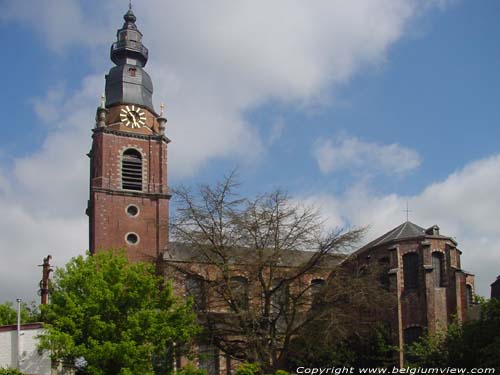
[123,1,136,24]
[100,93,106,109]
[160,102,165,117]
[403,201,412,222]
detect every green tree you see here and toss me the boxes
[39,250,200,375]
[0,301,39,326]
[408,298,500,371]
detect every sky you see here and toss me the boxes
[0,0,499,302]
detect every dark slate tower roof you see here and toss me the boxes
[353,221,457,255]
[105,5,155,112]
[365,221,427,248]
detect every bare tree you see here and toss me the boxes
[167,173,365,371]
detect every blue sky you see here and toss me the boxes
[0,0,499,301]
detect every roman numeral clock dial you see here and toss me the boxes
[120,105,147,129]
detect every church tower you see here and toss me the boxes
[87,6,170,262]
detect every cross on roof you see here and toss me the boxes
[403,201,412,222]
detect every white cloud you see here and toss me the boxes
[313,136,421,176]
[0,0,454,301]
[304,154,500,297]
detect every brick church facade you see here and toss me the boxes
[87,7,475,371]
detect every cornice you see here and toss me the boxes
[91,187,172,199]
[92,126,171,143]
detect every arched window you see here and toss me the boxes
[310,279,326,310]
[122,149,142,191]
[403,326,423,346]
[466,284,474,307]
[403,253,419,290]
[186,275,206,311]
[229,276,249,310]
[432,252,445,287]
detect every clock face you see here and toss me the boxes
[120,105,147,129]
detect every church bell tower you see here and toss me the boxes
[87,6,170,262]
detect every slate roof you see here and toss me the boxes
[364,221,427,248]
[351,221,456,257]
[163,241,344,268]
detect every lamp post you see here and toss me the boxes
[16,298,21,370]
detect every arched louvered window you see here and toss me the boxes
[186,275,206,311]
[432,252,445,287]
[403,252,419,290]
[229,276,249,310]
[122,149,142,191]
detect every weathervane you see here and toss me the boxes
[403,201,412,222]
[129,0,132,10]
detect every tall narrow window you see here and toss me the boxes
[432,252,445,287]
[229,276,249,310]
[198,343,219,375]
[466,284,474,307]
[271,279,289,314]
[310,279,326,310]
[379,257,391,289]
[122,149,142,191]
[186,275,206,311]
[403,253,419,290]
[403,326,423,346]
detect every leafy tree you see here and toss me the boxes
[408,298,500,371]
[0,301,39,326]
[170,173,365,372]
[39,250,200,375]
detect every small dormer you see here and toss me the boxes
[425,225,440,236]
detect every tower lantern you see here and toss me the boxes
[106,6,154,113]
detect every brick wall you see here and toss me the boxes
[88,106,170,262]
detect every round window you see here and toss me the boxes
[126,204,139,217]
[126,233,139,245]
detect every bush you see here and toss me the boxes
[177,364,206,375]
[0,367,25,375]
[235,363,261,375]
[234,362,290,375]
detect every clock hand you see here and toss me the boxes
[129,112,138,128]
